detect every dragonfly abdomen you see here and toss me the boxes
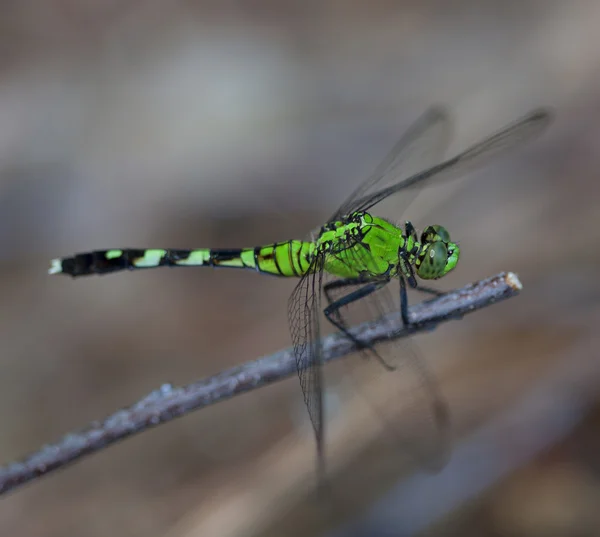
[49,241,314,278]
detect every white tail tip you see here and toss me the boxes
[48,259,63,274]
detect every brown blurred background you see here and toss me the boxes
[0,1,599,536]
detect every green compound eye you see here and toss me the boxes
[421,225,451,244]
[417,241,448,279]
[444,242,460,274]
[433,225,450,243]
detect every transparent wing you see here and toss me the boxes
[355,108,552,215]
[288,256,325,469]
[330,106,452,221]
[324,244,451,471]
[354,314,452,472]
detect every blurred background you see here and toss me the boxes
[0,1,599,536]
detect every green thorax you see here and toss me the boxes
[318,212,412,279]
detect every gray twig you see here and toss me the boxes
[0,272,521,496]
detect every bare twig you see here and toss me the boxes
[0,272,521,496]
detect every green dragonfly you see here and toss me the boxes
[49,107,550,476]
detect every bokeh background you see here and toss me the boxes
[1,1,599,536]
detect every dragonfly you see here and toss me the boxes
[49,106,551,478]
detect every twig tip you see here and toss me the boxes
[504,271,522,291]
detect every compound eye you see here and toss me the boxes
[433,225,451,243]
[421,225,450,244]
[417,242,448,280]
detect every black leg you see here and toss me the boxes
[400,263,443,324]
[323,276,371,307]
[323,276,373,328]
[405,220,418,241]
[415,284,444,297]
[323,279,395,371]
[397,254,417,290]
[323,279,384,333]
[400,251,418,289]
[397,247,419,326]
[400,276,410,326]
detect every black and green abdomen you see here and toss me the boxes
[50,241,314,278]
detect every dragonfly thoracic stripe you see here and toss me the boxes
[295,242,304,275]
[272,243,284,275]
[288,242,299,277]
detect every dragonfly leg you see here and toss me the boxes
[415,284,444,297]
[323,278,395,371]
[402,276,461,324]
[323,276,371,323]
[323,277,382,321]
[398,247,421,326]
[415,284,464,321]
[405,220,418,242]
[400,275,410,326]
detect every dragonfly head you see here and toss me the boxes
[416,225,460,280]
